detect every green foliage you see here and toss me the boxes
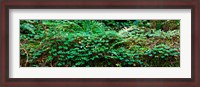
[143,44,180,67]
[20,20,180,67]
[101,20,135,31]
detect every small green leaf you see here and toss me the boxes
[149,54,153,57]
[125,59,129,62]
[53,53,57,56]
[161,56,165,58]
[58,46,62,49]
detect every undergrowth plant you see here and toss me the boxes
[20,20,180,67]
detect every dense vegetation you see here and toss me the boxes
[20,20,180,67]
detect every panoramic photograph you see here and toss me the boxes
[20,20,180,67]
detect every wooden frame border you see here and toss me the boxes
[0,0,199,87]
